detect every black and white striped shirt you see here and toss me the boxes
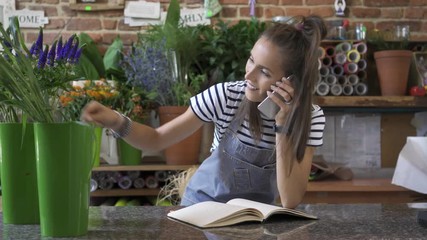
[190,81,325,151]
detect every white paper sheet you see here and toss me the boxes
[392,137,427,193]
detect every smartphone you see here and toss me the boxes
[257,91,281,119]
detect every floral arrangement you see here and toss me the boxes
[0,17,84,123]
[60,79,119,121]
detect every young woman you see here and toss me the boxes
[81,15,327,209]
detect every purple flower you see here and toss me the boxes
[47,40,57,66]
[56,36,63,61]
[31,28,43,56]
[67,38,79,62]
[38,45,48,69]
[73,47,83,64]
[61,35,75,61]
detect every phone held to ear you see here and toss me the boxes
[257,91,280,119]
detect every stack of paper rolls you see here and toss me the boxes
[316,41,368,96]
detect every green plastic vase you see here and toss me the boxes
[0,123,39,224]
[34,122,96,237]
[117,139,142,165]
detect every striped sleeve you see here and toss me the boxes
[308,105,325,147]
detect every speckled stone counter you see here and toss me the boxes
[1,203,426,239]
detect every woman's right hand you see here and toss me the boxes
[80,101,122,129]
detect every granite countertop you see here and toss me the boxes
[1,203,426,239]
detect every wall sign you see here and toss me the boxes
[180,8,210,26]
[10,9,49,28]
[0,0,16,28]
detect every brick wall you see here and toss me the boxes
[15,0,427,50]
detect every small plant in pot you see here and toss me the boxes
[367,28,412,96]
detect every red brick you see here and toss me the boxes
[306,0,331,5]
[44,19,66,30]
[365,0,410,7]
[103,19,118,30]
[258,0,279,4]
[239,7,264,18]
[61,5,78,17]
[352,8,381,18]
[221,0,248,4]
[285,7,310,17]
[35,0,60,3]
[404,8,425,19]
[67,18,102,31]
[279,0,302,4]
[264,7,285,19]
[381,9,404,19]
[221,7,238,18]
[311,7,335,18]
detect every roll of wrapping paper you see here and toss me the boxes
[90,178,98,192]
[317,46,326,59]
[354,82,368,95]
[325,74,337,85]
[335,41,352,53]
[331,65,344,76]
[126,171,140,180]
[98,178,114,190]
[316,82,330,96]
[324,46,336,57]
[347,74,360,85]
[357,59,367,71]
[353,42,367,54]
[145,175,159,189]
[133,177,145,189]
[342,84,354,96]
[319,65,330,77]
[344,62,358,74]
[357,70,367,81]
[334,52,347,65]
[114,198,129,207]
[337,75,348,85]
[154,170,169,182]
[330,84,343,96]
[118,175,132,189]
[322,56,333,67]
[346,49,361,63]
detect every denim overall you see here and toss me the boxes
[181,117,278,206]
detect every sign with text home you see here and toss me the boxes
[11,9,48,28]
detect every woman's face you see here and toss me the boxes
[244,37,285,102]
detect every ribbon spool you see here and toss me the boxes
[335,41,352,53]
[344,62,358,74]
[354,42,367,54]
[318,46,326,59]
[322,56,333,67]
[342,84,354,96]
[357,59,367,71]
[354,82,368,95]
[337,75,348,85]
[334,52,347,65]
[347,74,360,85]
[316,82,330,96]
[347,49,361,62]
[325,74,338,85]
[330,84,343,96]
[324,46,336,57]
[331,64,345,76]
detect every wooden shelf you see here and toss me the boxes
[315,96,427,108]
[91,188,160,197]
[303,178,427,204]
[92,164,197,172]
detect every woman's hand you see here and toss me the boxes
[268,76,295,124]
[80,101,122,130]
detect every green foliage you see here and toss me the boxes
[194,18,269,89]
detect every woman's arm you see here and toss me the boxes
[275,134,314,209]
[81,101,205,152]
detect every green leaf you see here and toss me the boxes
[78,32,105,78]
[75,54,100,80]
[103,36,123,79]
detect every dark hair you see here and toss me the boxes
[239,15,327,163]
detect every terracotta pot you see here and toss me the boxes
[374,50,412,96]
[158,106,202,165]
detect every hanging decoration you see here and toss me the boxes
[334,0,346,17]
[249,0,256,17]
[204,0,222,18]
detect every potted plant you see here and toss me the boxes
[0,17,96,237]
[367,28,413,96]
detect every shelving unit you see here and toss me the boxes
[69,0,125,11]
[90,96,427,204]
